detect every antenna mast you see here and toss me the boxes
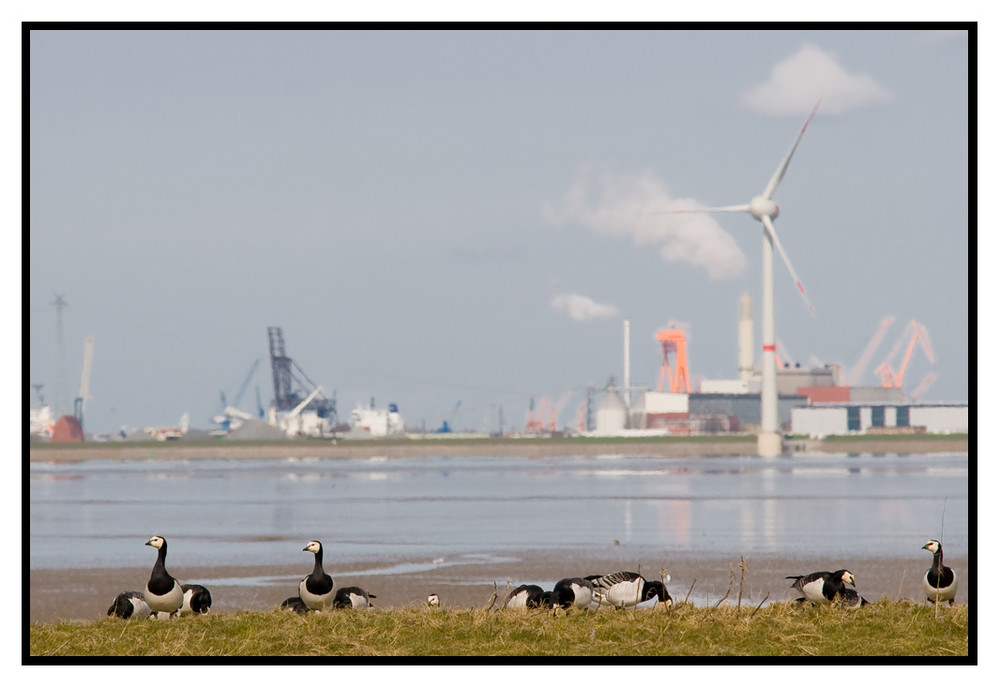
[52,294,69,417]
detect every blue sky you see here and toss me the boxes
[27,27,970,435]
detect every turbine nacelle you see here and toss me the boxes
[749,195,779,221]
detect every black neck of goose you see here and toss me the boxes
[313,548,324,576]
[154,542,169,575]
[932,548,944,571]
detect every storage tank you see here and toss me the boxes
[595,390,628,434]
[51,415,84,442]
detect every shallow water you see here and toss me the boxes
[28,452,968,572]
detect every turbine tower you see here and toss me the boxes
[670,101,820,457]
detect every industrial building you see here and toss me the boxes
[791,402,968,438]
[584,293,955,439]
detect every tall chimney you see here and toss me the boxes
[623,318,631,406]
[739,293,754,383]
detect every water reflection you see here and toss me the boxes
[28,453,968,570]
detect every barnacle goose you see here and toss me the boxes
[107,591,152,619]
[586,572,673,609]
[785,569,856,605]
[333,586,377,608]
[502,584,549,609]
[838,587,869,609]
[922,539,957,605]
[427,593,440,607]
[144,536,184,616]
[280,596,311,614]
[299,540,335,610]
[179,584,212,615]
[551,577,594,610]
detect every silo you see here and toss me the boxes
[595,390,628,434]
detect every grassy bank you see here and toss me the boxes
[27,432,968,462]
[28,601,969,659]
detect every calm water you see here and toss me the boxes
[29,452,968,571]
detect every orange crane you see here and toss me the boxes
[846,316,895,386]
[656,328,691,394]
[910,373,937,402]
[774,338,794,369]
[548,391,572,433]
[873,320,934,388]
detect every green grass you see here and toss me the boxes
[814,433,968,443]
[27,600,969,658]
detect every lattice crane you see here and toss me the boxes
[873,320,934,388]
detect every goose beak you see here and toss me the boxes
[144,539,154,547]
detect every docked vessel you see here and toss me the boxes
[350,401,404,437]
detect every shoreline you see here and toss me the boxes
[27,436,969,462]
[28,550,968,625]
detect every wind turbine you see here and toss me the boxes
[669,100,821,457]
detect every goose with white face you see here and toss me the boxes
[922,539,957,605]
[144,535,183,615]
[299,540,335,610]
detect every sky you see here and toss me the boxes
[26,26,971,436]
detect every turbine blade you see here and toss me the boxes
[762,215,815,317]
[761,99,821,200]
[654,204,751,215]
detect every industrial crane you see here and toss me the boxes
[774,338,794,369]
[214,359,261,431]
[74,337,94,427]
[910,373,937,402]
[873,320,934,388]
[846,316,895,386]
[657,328,691,394]
[232,359,260,410]
[548,390,572,433]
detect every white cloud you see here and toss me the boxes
[551,292,620,321]
[743,44,893,117]
[542,164,748,281]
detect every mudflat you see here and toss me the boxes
[29,550,967,624]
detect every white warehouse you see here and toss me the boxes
[791,402,968,438]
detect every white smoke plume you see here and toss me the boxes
[743,44,893,117]
[542,164,748,280]
[551,292,620,321]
